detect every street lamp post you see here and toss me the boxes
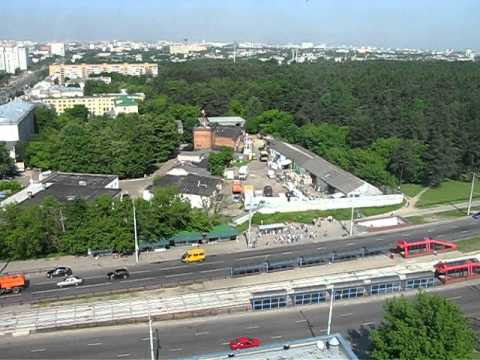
[467,172,476,216]
[349,206,354,237]
[327,287,335,336]
[133,199,139,264]
[149,313,155,360]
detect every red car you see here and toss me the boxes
[229,336,261,350]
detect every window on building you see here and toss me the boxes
[405,278,434,289]
[251,295,288,310]
[334,287,365,300]
[293,291,326,305]
[370,281,401,295]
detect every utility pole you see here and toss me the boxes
[349,206,354,237]
[467,172,476,216]
[149,313,155,360]
[327,287,335,336]
[133,199,139,263]
[247,201,253,248]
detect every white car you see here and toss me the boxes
[57,276,84,288]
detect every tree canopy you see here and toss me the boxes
[0,143,15,179]
[0,186,217,260]
[369,292,476,360]
[208,147,233,176]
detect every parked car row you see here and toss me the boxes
[45,266,130,288]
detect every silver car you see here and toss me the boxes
[57,275,84,288]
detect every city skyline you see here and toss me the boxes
[0,0,479,50]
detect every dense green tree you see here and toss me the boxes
[84,80,120,96]
[208,147,233,176]
[370,292,475,360]
[64,105,89,121]
[0,143,15,179]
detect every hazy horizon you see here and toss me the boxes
[0,0,479,50]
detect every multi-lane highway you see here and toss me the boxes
[0,282,479,359]
[2,217,479,306]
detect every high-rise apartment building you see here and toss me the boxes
[49,43,65,57]
[49,63,158,82]
[0,46,28,74]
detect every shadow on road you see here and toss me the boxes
[348,325,374,360]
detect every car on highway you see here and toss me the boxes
[472,212,480,220]
[57,275,83,288]
[229,336,261,350]
[46,266,72,279]
[107,268,130,280]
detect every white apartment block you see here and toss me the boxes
[49,42,65,57]
[40,94,143,117]
[0,46,28,74]
[49,63,158,82]
[169,43,208,55]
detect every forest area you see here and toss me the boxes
[22,60,480,187]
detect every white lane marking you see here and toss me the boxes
[130,270,150,274]
[246,325,259,329]
[165,272,192,278]
[160,265,188,271]
[271,335,283,339]
[221,342,230,345]
[32,288,70,295]
[31,348,46,352]
[140,337,149,341]
[81,282,111,289]
[195,331,209,336]
[427,229,434,233]
[204,260,225,266]
[461,230,469,233]
[316,247,325,250]
[339,312,353,317]
[121,277,154,283]
[169,348,183,352]
[362,322,375,326]
[447,296,463,301]
[87,342,103,346]
[437,234,447,238]
[346,242,355,246]
[281,251,293,255]
[200,269,222,273]
[319,328,328,332]
[237,255,267,261]
[295,319,307,323]
[117,354,131,358]
[34,281,56,286]
[376,238,384,241]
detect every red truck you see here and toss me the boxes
[0,274,26,295]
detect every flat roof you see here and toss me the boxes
[0,100,36,125]
[22,184,121,205]
[203,116,246,127]
[42,172,118,188]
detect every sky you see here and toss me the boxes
[0,0,478,49]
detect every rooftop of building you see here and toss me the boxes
[201,116,246,127]
[21,183,121,205]
[268,138,365,195]
[213,125,243,140]
[41,171,118,188]
[188,334,358,360]
[0,100,36,125]
[114,96,137,107]
[152,173,221,197]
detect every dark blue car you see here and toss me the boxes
[472,212,480,220]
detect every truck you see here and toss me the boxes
[0,273,26,295]
[232,180,242,202]
[238,166,248,180]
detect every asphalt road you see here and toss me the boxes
[0,283,479,359]
[2,217,479,306]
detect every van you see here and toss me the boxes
[181,248,206,263]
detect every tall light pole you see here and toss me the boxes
[149,313,155,360]
[133,199,139,264]
[349,206,355,237]
[467,172,476,216]
[247,200,264,248]
[327,287,335,336]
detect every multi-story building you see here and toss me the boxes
[169,43,208,55]
[40,93,143,116]
[0,99,36,160]
[49,63,158,82]
[0,46,28,74]
[49,42,65,57]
